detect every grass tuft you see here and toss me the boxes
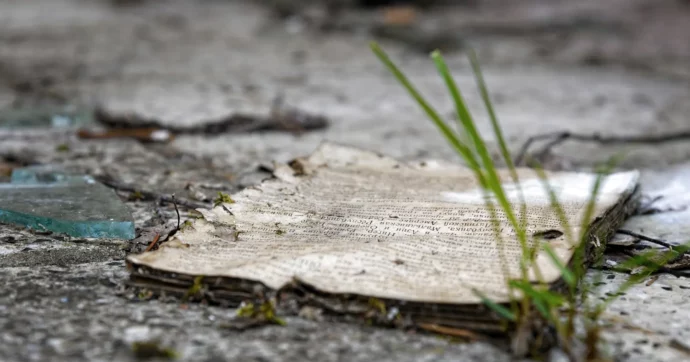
[371,41,687,359]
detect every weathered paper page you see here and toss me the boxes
[128,143,639,304]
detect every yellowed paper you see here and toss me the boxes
[128,143,638,303]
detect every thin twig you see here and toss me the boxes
[634,195,687,215]
[144,233,161,252]
[616,229,677,250]
[156,194,183,245]
[515,132,569,165]
[515,130,690,166]
[97,177,211,210]
[95,103,328,135]
[172,194,181,230]
[417,323,482,340]
[635,195,663,215]
[645,275,659,286]
[534,134,570,162]
[592,264,689,277]
[637,205,687,216]
[670,339,690,355]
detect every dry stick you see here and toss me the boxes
[593,263,688,278]
[635,195,687,216]
[616,229,677,250]
[636,195,664,215]
[534,135,571,163]
[645,275,660,286]
[515,130,690,166]
[97,177,210,210]
[618,249,687,272]
[156,194,183,245]
[146,195,183,249]
[172,194,181,231]
[144,233,161,252]
[416,323,482,340]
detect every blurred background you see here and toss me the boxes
[1,0,689,185]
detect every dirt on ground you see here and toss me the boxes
[1,0,690,361]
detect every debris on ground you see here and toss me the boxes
[0,165,135,239]
[220,300,287,330]
[77,128,174,143]
[95,95,330,136]
[127,143,639,333]
[0,106,94,129]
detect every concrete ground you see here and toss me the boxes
[1,0,689,361]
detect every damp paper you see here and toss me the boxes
[128,143,639,304]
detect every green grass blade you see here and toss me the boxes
[430,48,542,315]
[469,49,517,176]
[370,42,483,173]
[542,243,576,288]
[578,156,622,242]
[532,298,552,322]
[575,157,623,324]
[430,50,527,259]
[599,243,690,315]
[467,49,529,243]
[482,198,523,319]
[431,50,479,160]
[430,51,495,174]
[508,280,565,306]
[534,167,574,245]
[507,280,563,323]
[617,251,663,270]
[573,161,614,281]
[472,288,517,322]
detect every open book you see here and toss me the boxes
[127,143,640,332]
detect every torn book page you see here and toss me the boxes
[128,143,639,304]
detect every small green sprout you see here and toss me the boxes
[179,220,194,231]
[236,301,286,326]
[131,341,178,360]
[368,297,387,315]
[213,192,235,207]
[128,190,145,201]
[183,275,204,301]
[137,290,154,300]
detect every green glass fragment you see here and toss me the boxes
[0,106,93,129]
[10,165,92,185]
[0,167,135,239]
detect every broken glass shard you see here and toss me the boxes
[0,106,94,129]
[10,165,93,185]
[0,167,135,239]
